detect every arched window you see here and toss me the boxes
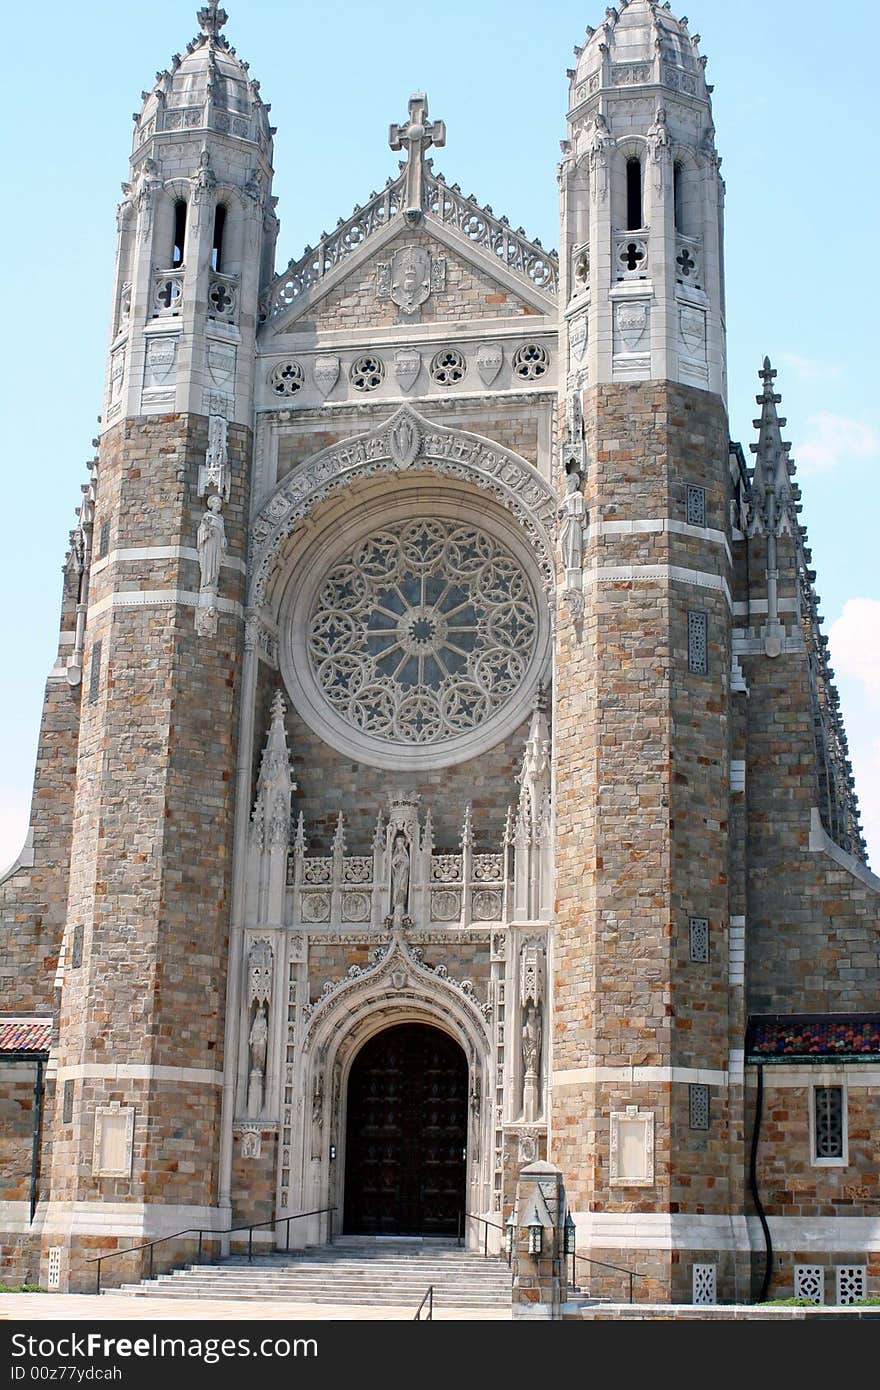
[171,200,187,269]
[211,204,227,272]
[626,158,643,230]
[673,163,684,232]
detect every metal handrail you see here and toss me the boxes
[414,1285,434,1320]
[86,1206,337,1295]
[458,1211,507,1260]
[569,1250,646,1305]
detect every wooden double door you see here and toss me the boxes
[343,1023,468,1236]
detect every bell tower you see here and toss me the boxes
[40,4,276,1290]
[106,0,277,429]
[552,1,740,1302]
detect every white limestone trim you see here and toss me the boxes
[588,518,732,568]
[0,1015,52,1028]
[55,1063,225,1086]
[0,827,35,885]
[569,1212,880,1253]
[92,546,246,577]
[553,1065,728,1086]
[759,1064,880,1089]
[733,598,799,617]
[30,1201,237,1241]
[809,808,880,892]
[728,1049,745,1081]
[88,590,244,621]
[581,564,732,610]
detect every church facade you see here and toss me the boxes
[2,0,878,1307]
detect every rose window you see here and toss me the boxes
[305,519,539,748]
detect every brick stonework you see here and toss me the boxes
[286,228,543,334]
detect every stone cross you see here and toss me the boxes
[389,93,446,220]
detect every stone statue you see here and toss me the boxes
[559,470,586,573]
[197,495,226,595]
[249,1004,268,1076]
[588,112,614,200]
[521,999,543,1123]
[522,1001,542,1077]
[246,1003,269,1118]
[648,107,669,190]
[390,830,411,926]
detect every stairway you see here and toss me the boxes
[111,1237,513,1311]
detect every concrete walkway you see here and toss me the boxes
[0,1293,510,1321]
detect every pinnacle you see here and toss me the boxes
[198,2,228,37]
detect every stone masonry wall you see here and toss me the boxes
[743,645,880,1014]
[553,381,736,1300]
[0,563,81,1014]
[39,414,250,1290]
[279,228,543,336]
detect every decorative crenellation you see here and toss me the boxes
[286,799,513,931]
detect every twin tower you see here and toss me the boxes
[3,0,875,1309]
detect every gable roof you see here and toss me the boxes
[746,1014,880,1064]
[260,159,558,332]
[0,1016,52,1056]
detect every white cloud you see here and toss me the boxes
[829,600,880,864]
[794,412,880,475]
[829,599,880,703]
[777,352,843,382]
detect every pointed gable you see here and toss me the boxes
[260,94,557,338]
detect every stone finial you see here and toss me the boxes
[198,2,228,37]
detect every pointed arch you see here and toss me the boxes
[249,405,558,610]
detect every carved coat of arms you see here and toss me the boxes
[377,246,445,315]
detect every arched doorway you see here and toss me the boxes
[343,1022,468,1236]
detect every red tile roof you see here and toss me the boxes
[747,1014,880,1062]
[0,1018,52,1054]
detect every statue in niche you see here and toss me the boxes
[197,495,227,595]
[521,1000,543,1124]
[246,1002,269,1118]
[390,830,411,927]
[522,1000,542,1077]
[559,469,586,573]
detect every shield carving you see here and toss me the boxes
[394,348,421,392]
[615,302,648,352]
[313,354,340,397]
[145,337,176,387]
[390,246,431,314]
[569,314,587,365]
[476,343,503,387]
[388,413,421,468]
[679,306,706,358]
[207,341,235,386]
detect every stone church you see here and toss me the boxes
[2,0,878,1308]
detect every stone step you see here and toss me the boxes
[114,1278,508,1301]
[109,1242,514,1308]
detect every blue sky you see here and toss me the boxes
[1,0,878,867]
